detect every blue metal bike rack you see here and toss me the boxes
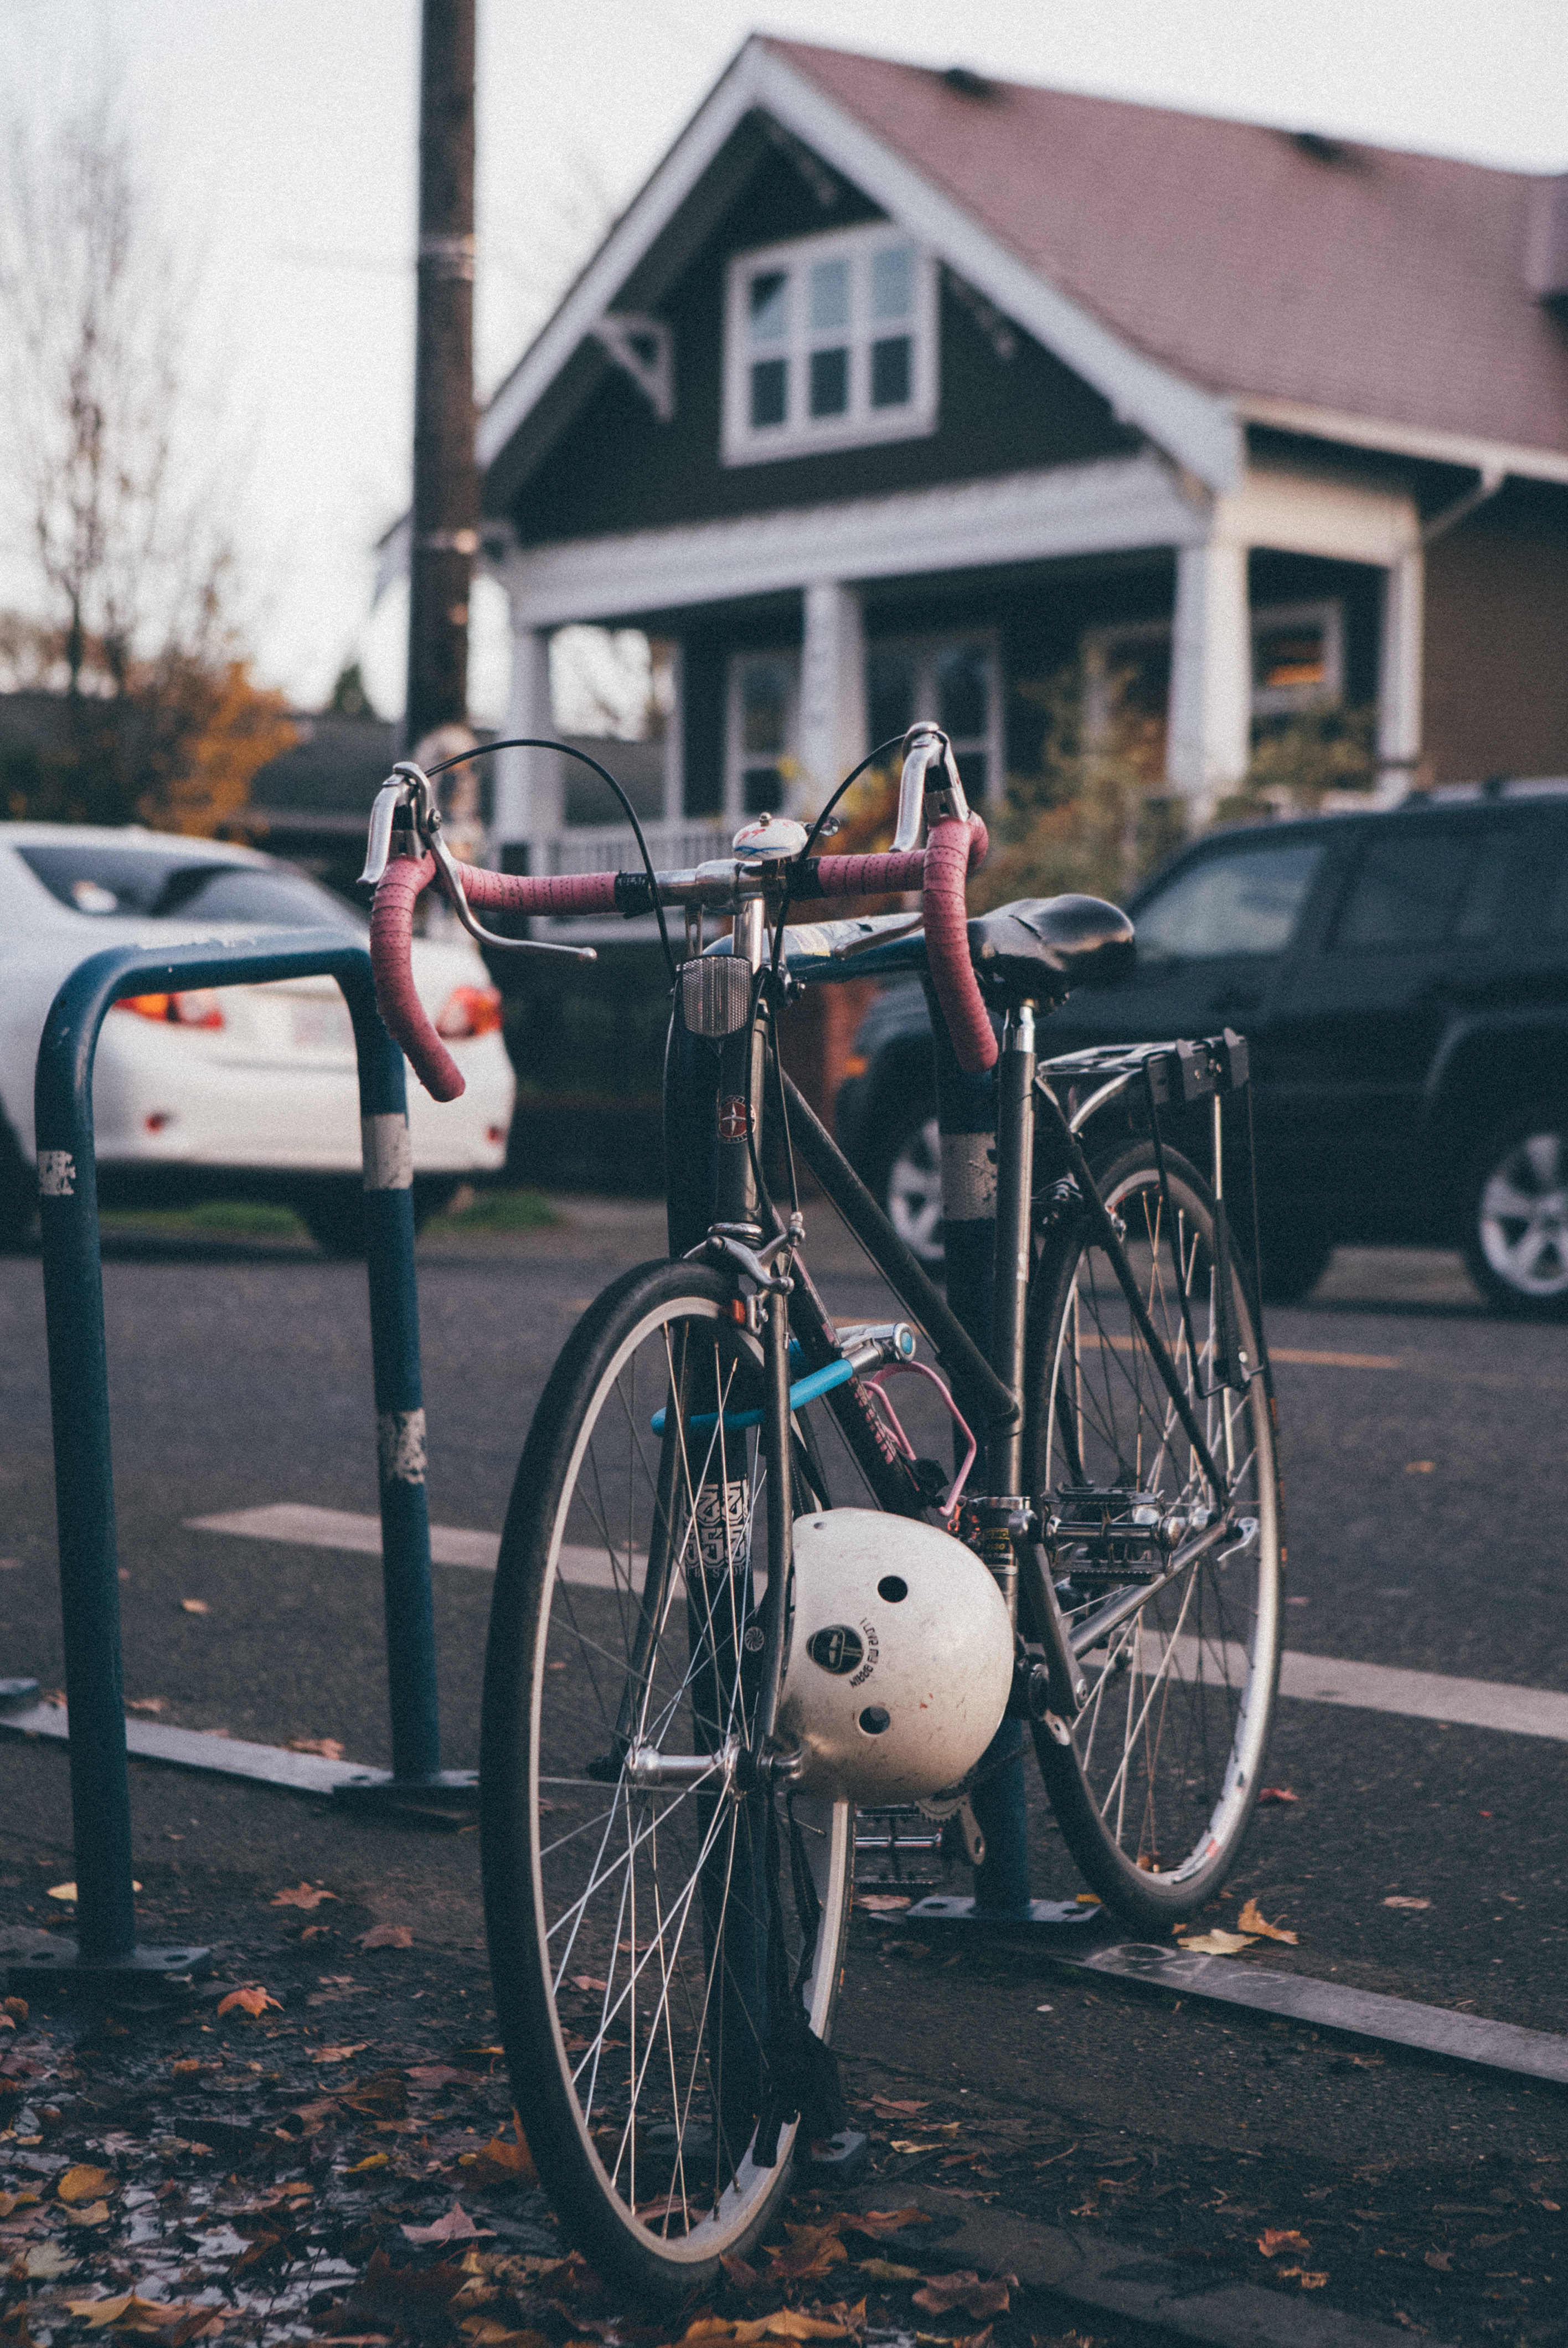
[5,932,471,1994]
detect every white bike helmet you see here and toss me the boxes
[776,1509,1013,1802]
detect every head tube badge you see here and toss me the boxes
[716,1095,751,1142]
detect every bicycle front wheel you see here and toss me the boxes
[1024,1144,1283,1932]
[480,1260,853,2301]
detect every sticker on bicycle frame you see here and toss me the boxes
[716,1095,751,1142]
[806,1624,864,1676]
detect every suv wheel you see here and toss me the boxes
[1465,1116,1568,1318]
[875,1110,943,1267]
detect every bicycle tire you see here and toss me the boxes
[480,1258,854,2301]
[1023,1144,1283,1931]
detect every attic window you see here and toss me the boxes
[723,222,937,465]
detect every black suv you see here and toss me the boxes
[834,786,1568,1316]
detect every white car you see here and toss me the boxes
[0,823,515,1253]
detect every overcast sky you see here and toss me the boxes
[6,0,1566,724]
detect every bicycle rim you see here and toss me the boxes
[481,1263,852,2296]
[1027,1148,1282,1923]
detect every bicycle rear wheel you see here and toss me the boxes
[1023,1144,1283,1932]
[480,1259,853,2301]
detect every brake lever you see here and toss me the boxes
[358,761,596,962]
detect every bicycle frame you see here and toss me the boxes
[659,874,1261,1767]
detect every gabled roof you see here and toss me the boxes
[478,36,1568,504]
[772,40,1568,473]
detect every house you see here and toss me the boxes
[473,35,1568,884]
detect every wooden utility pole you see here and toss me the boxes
[405,0,477,752]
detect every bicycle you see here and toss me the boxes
[361,725,1284,2300]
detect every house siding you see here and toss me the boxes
[1423,480,1568,782]
[511,145,1138,550]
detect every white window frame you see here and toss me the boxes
[725,650,801,823]
[865,631,1002,805]
[722,221,938,467]
[1249,598,1344,714]
[1083,599,1346,731]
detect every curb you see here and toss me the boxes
[856,2184,1458,2348]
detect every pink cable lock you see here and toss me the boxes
[866,1362,978,1522]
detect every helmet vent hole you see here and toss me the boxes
[858,1705,891,1736]
[876,1575,908,1603]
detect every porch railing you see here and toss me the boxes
[531,816,729,877]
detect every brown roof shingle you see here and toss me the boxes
[766,39,1568,461]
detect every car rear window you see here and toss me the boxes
[1334,829,1515,951]
[1134,838,1327,963]
[16,845,363,933]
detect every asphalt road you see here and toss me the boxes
[3,1207,1566,2344]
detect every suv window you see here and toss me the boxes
[1335,829,1512,952]
[16,845,363,933]
[1135,837,1326,965]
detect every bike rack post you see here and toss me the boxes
[922,996,1031,1920]
[11,931,468,1993]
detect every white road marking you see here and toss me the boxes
[190,1501,1568,1744]
[184,1502,630,1588]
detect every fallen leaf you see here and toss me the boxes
[401,2203,494,2246]
[1277,2268,1329,2289]
[857,1895,910,1913]
[406,2064,474,2090]
[1404,1461,1434,1475]
[64,2201,113,2228]
[180,1599,209,1615]
[460,2328,548,2348]
[312,2043,370,2063]
[58,2166,117,2205]
[760,2225,849,2282]
[125,1697,167,1716]
[19,2242,78,2280]
[345,2154,389,2176]
[63,2300,136,2330]
[313,2247,466,2334]
[459,2122,537,2187]
[1175,1929,1257,1956]
[286,1737,345,1759]
[2,1996,25,2023]
[911,2270,1015,2320]
[1383,1896,1431,1911]
[358,1923,414,1950]
[734,2315,851,2342]
[216,1986,281,2018]
[1236,1898,1300,1945]
[341,2071,410,2118]
[1257,1787,1298,1805]
[855,2260,922,2283]
[867,2096,929,2118]
[49,1881,136,1899]
[0,2191,40,2218]
[842,2208,931,2239]
[271,1882,336,1909]
[1257,2230,1311,2258]
[1423,2249,1452,2272]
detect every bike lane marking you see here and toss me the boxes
[189,1503,1568,1740]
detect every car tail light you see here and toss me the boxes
[115,991,224,1031]
[435,984,503,1039]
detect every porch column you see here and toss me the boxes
[1377,548,1424,803]
[796,580,866,813]
[658,641,684,823]
[1166,536,1251,821]
[491,624,559,858]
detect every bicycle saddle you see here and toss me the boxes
[967,895,1136,1006]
